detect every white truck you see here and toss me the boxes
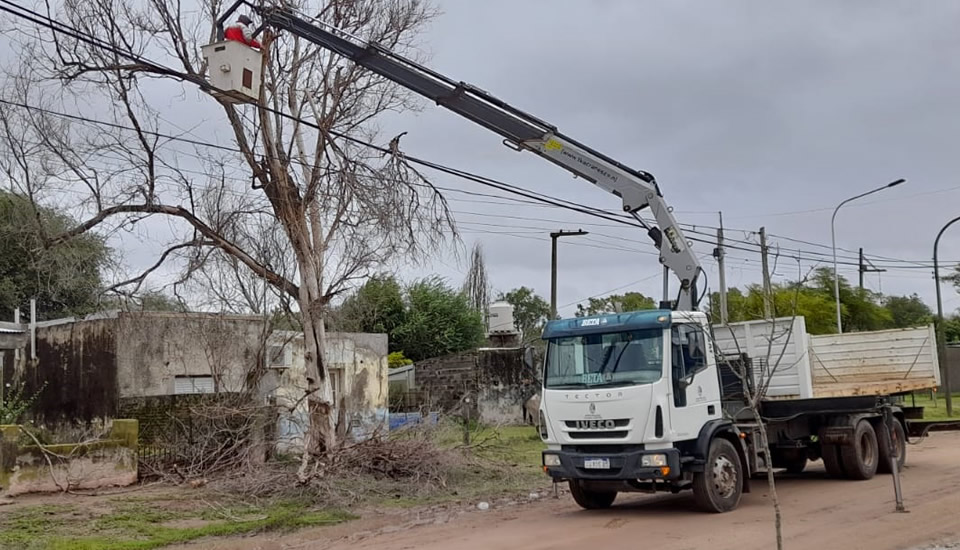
[539,313,938,511]
[214,2,942,512]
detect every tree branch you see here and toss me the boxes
[49,203,300,298]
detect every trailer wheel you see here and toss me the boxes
[568,480,617,510]
[821,443,846,478]
[840,419,879,480]
[877,419,906,474]
[693,438,743,513]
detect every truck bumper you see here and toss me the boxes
[542,448,682,481]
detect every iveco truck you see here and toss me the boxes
[538,310,938,512]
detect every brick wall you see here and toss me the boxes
[413,352,477,413]
[412,348,538,424]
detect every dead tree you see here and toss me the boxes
[707,261,818,550]
[1,0,455,469]
[461,243,491,314]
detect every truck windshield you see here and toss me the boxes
[544,329,664,389]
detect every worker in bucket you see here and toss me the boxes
[224,15,261,49]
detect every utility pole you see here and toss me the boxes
[760,227,772,319]
[550,229,589,319]
[713,212,728,324]
[934,215,960,417]
[858,248,885,290]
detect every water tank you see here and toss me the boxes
[487,302,517,334]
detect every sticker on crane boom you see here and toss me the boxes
[544,139,563,151]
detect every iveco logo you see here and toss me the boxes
[576,419,616,430]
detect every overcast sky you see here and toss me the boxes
[8,0,960,319]
[379,0,960,317]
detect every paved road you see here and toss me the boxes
[178,432,960,550]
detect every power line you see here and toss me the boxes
[3,2,957,278]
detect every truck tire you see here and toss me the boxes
[569,480,617,510]
[877,419,906,474]
[693,438,743,513]
[821,443,846,478]
[840,419,879,480]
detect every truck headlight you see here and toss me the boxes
[543,454,561,467]
[538,411,549,440]
[641,454,667,467]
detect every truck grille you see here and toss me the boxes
[568,430,629,440]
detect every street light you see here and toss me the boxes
[934,215,960,417]
[550,229,588,319]
[831,178,906,333]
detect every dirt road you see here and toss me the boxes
[176,432,960,550]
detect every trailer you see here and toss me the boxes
[713,317,940,400]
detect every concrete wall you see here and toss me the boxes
[413,348,538,425]
[29,319,119,425]
[0,419,138,496]
[947,347,960,394]
[475,348,539,425]
[273,332,388,450]
[115,312,267,397]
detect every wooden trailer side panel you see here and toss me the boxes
[808,325,940,397]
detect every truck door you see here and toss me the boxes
[668,323,722,440]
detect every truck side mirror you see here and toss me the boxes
[678,372,696,390]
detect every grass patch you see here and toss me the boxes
[906,392,960,420]
[0,499,354,550]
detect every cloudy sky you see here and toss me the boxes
[7,0,959,318]
[381,0,960,317]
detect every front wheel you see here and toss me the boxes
[569,480,617,510]
[693,438,743,513]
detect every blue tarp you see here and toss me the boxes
[389,411,439,431]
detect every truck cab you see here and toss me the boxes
[539,309,748,512]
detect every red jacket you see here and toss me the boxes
[225,23,261,49]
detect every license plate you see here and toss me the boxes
[583,458,610,469]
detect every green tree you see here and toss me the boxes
[391,277,485,362]
[387,351,413,369]
[944,315,960,343]
[0,191,110,320]
[710,282,838,334]
[500,286,550,342]
[576,292,655,317]
[333,275,406,340]
[808,268,891,332]
[884,294,933,328]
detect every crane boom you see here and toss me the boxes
[222,2,702,310]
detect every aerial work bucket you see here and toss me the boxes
[201,40,262,103]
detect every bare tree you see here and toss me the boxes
[708,261,817,550]
[461,242,490,313]
[1,0,455,468]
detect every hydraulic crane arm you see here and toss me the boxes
[218,2,702,310]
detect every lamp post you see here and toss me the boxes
[831,179,906,333]
[934,215,960,417]
[550,229,588,319]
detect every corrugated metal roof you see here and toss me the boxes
[0,327,25,334]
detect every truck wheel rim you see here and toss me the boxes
[860,431,876,466]
[712,456,737,499]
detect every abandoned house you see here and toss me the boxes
[0,311,388,448]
